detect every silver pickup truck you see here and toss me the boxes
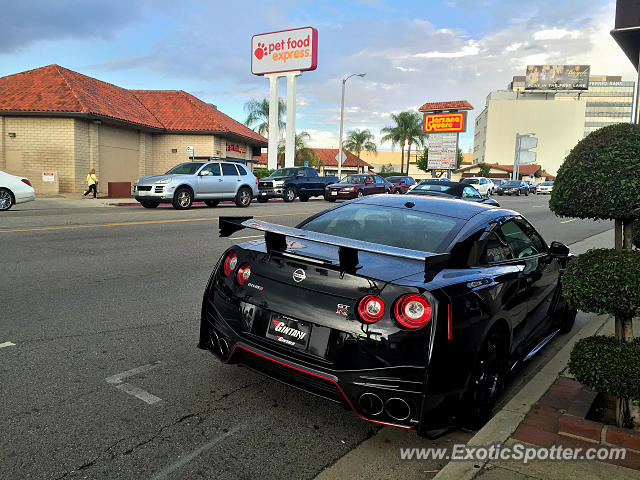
[133,161,258,209]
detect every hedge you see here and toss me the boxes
[634,220,640,249]
[550,123,640,221]
[568,336,640,402]
[562,248,640,318]
[253,168,274,179]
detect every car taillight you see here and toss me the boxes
[21,179,32,187]
[357,295,385,323]
[394,294,432,329]
[236,264,251,285]
[222,251,238,277]
[255,178,258,185]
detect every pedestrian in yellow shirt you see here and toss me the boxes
[83,169,98,198]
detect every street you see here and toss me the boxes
[0,195,612,479]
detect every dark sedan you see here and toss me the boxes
[410,180,500,206]
[199,196,577,437]
[324,174,392,201]
[386,176,416,194]
[496,180,529,196]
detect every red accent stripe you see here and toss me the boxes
[447,303,452,341]
[209,343,413,430]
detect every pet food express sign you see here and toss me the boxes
[252,27,318,75]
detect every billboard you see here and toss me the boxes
[427,133,458,170]
[423,112,466,133]
[252,27,318,75]
[525,65,590,90]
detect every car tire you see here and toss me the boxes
[356,190,364,198]
[462,330,508,429]
[516,190,520,196]
[525,190,529,196]
[204,200,220,207]
[283,186,297,203]
[0,188,14,211]
[257,197,268,203]
[559,306,577,334]
[173,188,193,209]
[298,195,309,202]
[235,187,252,208]
[140,201,159,208]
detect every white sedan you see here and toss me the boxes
[536,181,554,195]
[0,170,36,211]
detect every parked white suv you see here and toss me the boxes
[0,170,36,211]
[461,177,494,196]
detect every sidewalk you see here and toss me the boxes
[37,193,133,208]
[317,229,632,480]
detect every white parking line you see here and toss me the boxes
[152,424,246,480]
[105,361,163,404]
[560,218,577,224]
[0,341,16,349]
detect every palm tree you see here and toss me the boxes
[380,112,411,174]
[243,98,286,137]
[343,129,377,173]
[277,131,320,168]
[405,111,428,176]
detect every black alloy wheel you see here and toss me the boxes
[235,187,252,208]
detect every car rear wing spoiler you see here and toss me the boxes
[219,216,450,281]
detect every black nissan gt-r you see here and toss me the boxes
[198,195,576,437]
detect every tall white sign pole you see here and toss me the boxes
[266,74,280,170]
[285,71,301,168]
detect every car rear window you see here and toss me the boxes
[236,164,248,175]
[300,204,463,253]
[222,164,238,176]
[462,178,479,184]
[414,184,452,193]
[386,177,401,182]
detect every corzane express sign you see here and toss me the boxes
[251,27,318,75]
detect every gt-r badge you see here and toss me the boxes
[336,304,350,316]
[292,268,306,283]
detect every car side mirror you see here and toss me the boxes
[482,198,500,207]
[198,171,207,176]
[549,241,570,257]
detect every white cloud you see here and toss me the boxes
[413,40,480,59]
[394,66,418,72]
[534,28,581,41]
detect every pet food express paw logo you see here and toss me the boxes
[254,36,311,64]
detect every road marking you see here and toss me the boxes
[105,361,163,405]
[560,218,577,224]
[0,341,16,349]
[532,205,544,208]
[152,424,246,480]
[0,211,317,234]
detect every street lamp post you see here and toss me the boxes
[338,73,365,179]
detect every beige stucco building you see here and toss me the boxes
[0,65,267,195]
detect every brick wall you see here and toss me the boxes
[151,133,216,174]
[74,119,90,193]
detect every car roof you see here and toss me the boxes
[350,193,497,220]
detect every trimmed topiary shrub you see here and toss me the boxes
[550,123,640,222]
[568,336,640,402]
[562,249,640,318]
[253,168,274,179]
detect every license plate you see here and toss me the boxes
[266,314,311,350]
[331,191,337,196]
[261,192,266,195]
[138,190,148,196]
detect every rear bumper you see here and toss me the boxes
[199,298,460,433]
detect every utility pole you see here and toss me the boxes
[337,73,365,179]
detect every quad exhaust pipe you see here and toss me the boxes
[385,397,411,421]
[358,393,412,422]
[358,392,384,416]
[209,330,231,360]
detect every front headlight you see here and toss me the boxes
[155,177,172,184]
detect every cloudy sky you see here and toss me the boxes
[0,0,635,152]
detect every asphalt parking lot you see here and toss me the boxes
[0,194,613,479]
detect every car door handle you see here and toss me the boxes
[218,179,223,182]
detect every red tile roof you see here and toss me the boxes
[253,148,372,168]
[456,163,542,176]
[0,65,266,145]
[418,100,473,112]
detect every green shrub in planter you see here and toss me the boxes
[568,336,640,402]
[253,168,274,179]
[562,249,640,318]
[550,123,640,222]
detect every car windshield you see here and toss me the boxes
[540,182,553,186]
[339,175,366,184]
[270,168,299,177]
[166,163,205,175]
[301,204,463,253]
[461,178,479,184]
[502,181,520,187]
[386,176,402,182]
[414,184,453,193]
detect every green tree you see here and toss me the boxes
[344,129,377,174]
[380,163,394,174]
[277,131,319,168]
[405,112,428,176]
[243,98,286,137]
[380,112,412,175]
[457,148,465,169]
[550,123,640,428]
[416,147,430,173]
[478,163,491,177]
